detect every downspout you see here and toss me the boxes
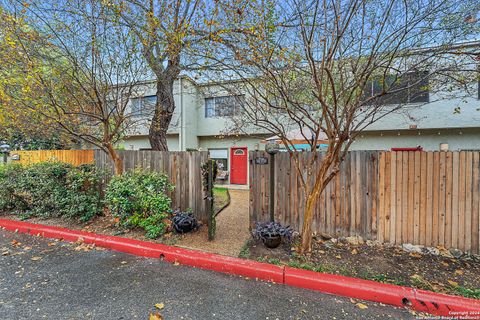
[180,77,184,151]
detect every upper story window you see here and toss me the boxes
[205,95,244,118]
[131,95,157,116]
[363,71,429,105]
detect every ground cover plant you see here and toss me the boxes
[213,187,229,214]
[105,169,175,239]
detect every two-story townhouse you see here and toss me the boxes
[123,69,480,185]
[123,76,271,185]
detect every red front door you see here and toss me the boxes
[230,147,248,185]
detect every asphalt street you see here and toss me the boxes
[0,229,417,319]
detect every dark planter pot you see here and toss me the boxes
[172,212,198,234]
[262,235,282,248]
[174,222,195,234]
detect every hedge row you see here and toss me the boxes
[0,163,174,238]
[0,162,102,221]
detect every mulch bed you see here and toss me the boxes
[246,235,480,299]
[0,188,231,248]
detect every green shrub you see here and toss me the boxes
[0,162,102,221]
[105,169,174,238]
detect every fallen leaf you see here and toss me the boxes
[47,242,56,247]
[149,312,163,320]
[23,246,32,251]
[30,256,42,261]
[2,251,10,256]
[441,261,449,267]
[155,303,165,310]
[173,261,180,266]
[74,244,94,252]
[11,240,21,247]
[409,252,422,258]
[454,269,464,276]
[120,261,127,264]
[351,248,358,255]
[335,255,342,259]
[447,280,458,287]
[356,303,368,309]
[318,250,325,254]
[349,298,357,304]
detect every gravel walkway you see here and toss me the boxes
[176,189,250,257]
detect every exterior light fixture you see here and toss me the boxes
[0,143,11,164]
[0,143,10,153]
[265,140,280,155]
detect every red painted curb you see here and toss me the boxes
[0,219,284,284]
[284,266,480,317]
[1,219,479,317]
[284,266,414,308]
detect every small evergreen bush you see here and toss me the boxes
[105,169,174,238]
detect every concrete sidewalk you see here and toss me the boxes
[0,229,415,319]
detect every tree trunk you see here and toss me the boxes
[106,144,123,175]
[149,79,175,151]
[300,193,317,253]
[299,161,333,253]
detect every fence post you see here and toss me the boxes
[207,159,216,241]
[269,154,275,222]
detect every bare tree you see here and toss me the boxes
[105,0,256,150]
[208,0,480,252]
[96,0,201,151]
[1,0,150,174]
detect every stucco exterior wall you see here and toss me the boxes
[364,92,479,131]
[351,128,480,151]
[124,76,480,153]
[197,135,270,151]
[122,135,180,151]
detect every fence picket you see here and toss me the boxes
[249,150,480,254]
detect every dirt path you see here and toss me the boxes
[176,189,250,257]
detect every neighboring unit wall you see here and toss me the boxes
[352,128,480,151]
[364,92,480,131]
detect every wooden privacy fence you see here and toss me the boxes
[94,150,209,222]
[11,150,94,166]
[249,151,480,254]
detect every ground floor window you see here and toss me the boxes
[209,149,229,183]
[209,149,228,170]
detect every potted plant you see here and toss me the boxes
[172,210,199,234]
[252,222,294,248]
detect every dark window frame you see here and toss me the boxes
[130,95,157,116]
[363,71,430,105]
[204,95,245,118]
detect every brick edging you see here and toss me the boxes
[1,219,478,317]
